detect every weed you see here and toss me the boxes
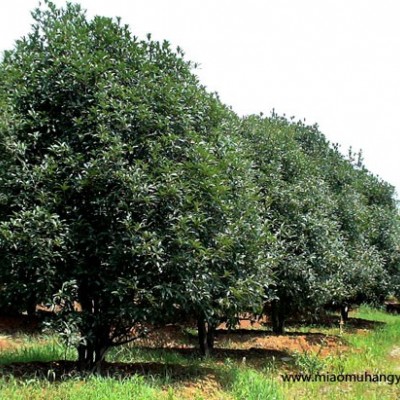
[293,344,326,375]
[229,368,283,400]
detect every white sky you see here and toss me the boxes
[1,0,400,198]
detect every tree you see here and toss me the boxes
[239,114,345,332]
[240,113,400,332]
[167,121,273,355]
[0,1,272,368]
[324,153,400,311]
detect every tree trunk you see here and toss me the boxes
[197,317,209,357]
[76,275,109,373]
[207,323,216,350]
[271,299,285,334]
[77,341,108,372]
[340,304,349,323]
[26,294,37,317]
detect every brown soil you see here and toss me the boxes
[0,338,15,351]
[135,324,197,349]
[0,313,374,350]
[135,316,352,357]
[215,330,344,357]
[0,315,41,335]
[136,328,345,359]
[0,313,380,393]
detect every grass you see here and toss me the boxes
[107,346,191,366]
[0,305,399,399]
[0,334,75,366]
[0,375,160,400]
[228,367,283,400]
[282,305,400,399]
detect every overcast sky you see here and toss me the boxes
[1,0,399,198]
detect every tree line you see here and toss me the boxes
[0,1,399,370]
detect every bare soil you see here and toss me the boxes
[0,313,380,385]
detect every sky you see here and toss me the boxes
[1,0,400,198]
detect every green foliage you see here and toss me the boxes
[0,0,399,368]
[239,113,400,326]
[0,0,269,367]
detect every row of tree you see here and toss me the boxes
[0,1,399,370]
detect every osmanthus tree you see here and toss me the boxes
[297,130,400,321]
[167,121,274,355]
[239,114,348,333]
[353,168,400,294]
[324,154,400,315]
[0,1,272,369]
[238,114,400,332]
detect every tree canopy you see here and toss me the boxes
[0,0,399,370]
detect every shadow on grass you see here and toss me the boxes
[281,315,386,332]
[0,346,291,382]
[215,316,386,345]
[0,359,214,382]
[343,317,386,332]
[140,346,289,361]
